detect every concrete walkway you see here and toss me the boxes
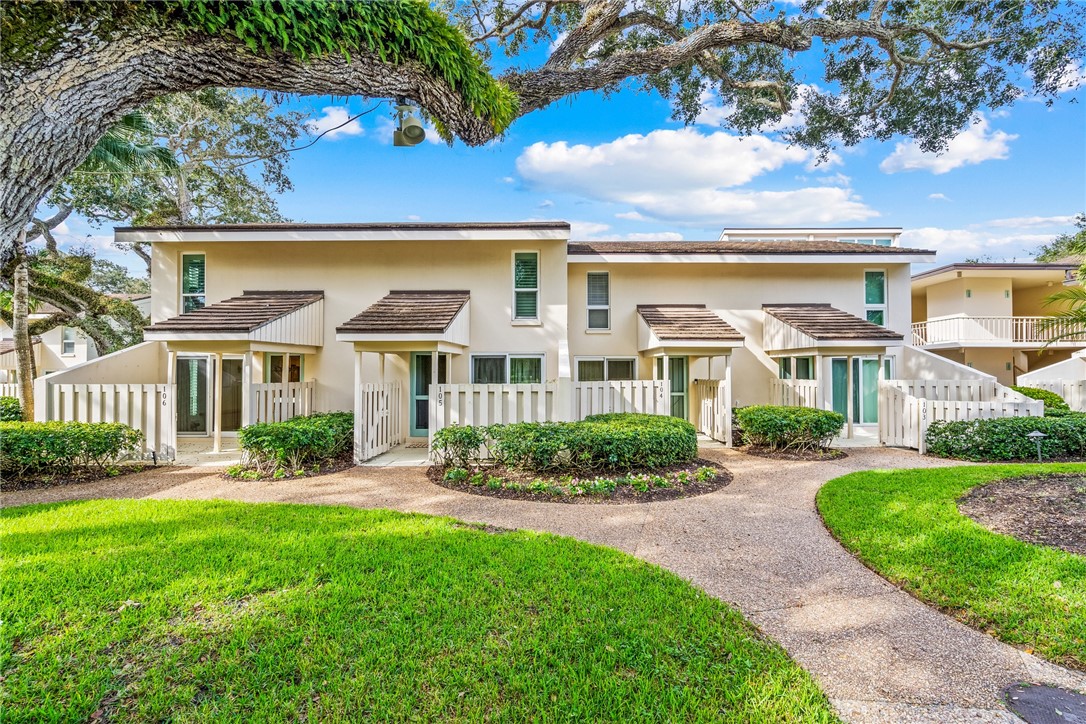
[4,447,1084,722]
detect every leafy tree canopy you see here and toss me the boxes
[1034,213,1086,264]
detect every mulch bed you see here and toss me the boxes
[958,474,1086,556]
[2,464,150,492]
[221,453,355,482]
[428,459,731,504]
[740,446,847,462]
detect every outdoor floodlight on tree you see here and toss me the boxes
[394,101,426,147]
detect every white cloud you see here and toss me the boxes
[615,211,648,221]
[304,106,364,140]
[500,176,515,184]
[405,214,422,221]
[567,220,683,241]
[516,128,877,225]
[1057,60,1086,93]
[537,199,554,208]
[928,193,950,201]
[879,116,1017,175]
[901,227,1053,261]
[986,215,1076,229]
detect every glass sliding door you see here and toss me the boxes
[656,357,689,421]
[830,357,881,424]
[177,357,209,434]
[411,353,447,437]
[221,358,243,433]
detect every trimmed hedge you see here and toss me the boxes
[238,412,353,474]
[432,413,698,472]
[0,395,21,421]
[735,406,845,452]
[925,416,1086,461]
[1011,386,1071,415]
[0,421,143,476]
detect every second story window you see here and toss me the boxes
[586,272,610,330]
[865,270,886,325]
[181,254,206,313]
[61,327,77,355]
[513,252,539,320]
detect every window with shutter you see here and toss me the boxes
[586,272,609,330]
[513,252,539,320]
[181,254,206,312]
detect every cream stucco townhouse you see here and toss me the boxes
[38,222,1046,462]
[911,262,1086,386]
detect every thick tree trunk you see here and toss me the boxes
[12,231,36,420]
[0,30,500,268]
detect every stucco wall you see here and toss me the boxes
[567,260,913,407]
[151,238,569,413]
[926,277,1012,319]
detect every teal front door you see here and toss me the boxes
[411,353,447,437]
[830,357,882,424]
[656,357,689,420]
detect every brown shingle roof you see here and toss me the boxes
[337,291,470,334]
[569,240,933,255]
[637,305,743,341]
[763,304,903,341]
[145,291,323,333]
[0,337,41,355]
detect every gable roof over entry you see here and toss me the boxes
[637,304,744,354]
[762,304,902,353]
[144,291,324,345]
[336,291,470,350]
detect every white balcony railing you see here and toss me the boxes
[911,315,1086,347]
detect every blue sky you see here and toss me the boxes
[58,39,1085,275]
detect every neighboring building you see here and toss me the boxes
[910,263,1084,385]
[0,295,151,385]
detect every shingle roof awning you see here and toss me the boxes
[144,291,324,346]
[636,304,744,353]
[335,291,471,350]
[569,240,934,255]
[762,304,902,352]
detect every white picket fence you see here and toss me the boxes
[250,380,316,423]
[768,379,820,407]
[44,383,177,460]
[879,379,1043,453]
[355,382,403,463]
[573,380,669,418]
[1020,380,1086,412]
[694,379,732,446]
[433,383,556,431]
[0,383,19,398]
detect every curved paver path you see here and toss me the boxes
[4,446,1084,722]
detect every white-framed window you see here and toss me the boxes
[586,271,610,330]
[512,251,539,320]
[264,353,303,383]
[471,354,544,384]
[843,238,893,247]
[181,253,206,313]
[61,327,77,355]
[778,356,814,380]
[864,269,887,326]
[575,357,636,382]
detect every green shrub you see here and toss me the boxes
[1011,386,1071,415]
[238,412,353,474]
[0,396,21,421]
[925,416,1086,461]
[431,424,487,468]
[0,392,20,421]
[735,406,845,452]
[0,421,143,476]
[486,413,698,472]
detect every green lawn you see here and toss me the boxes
[817,464,1086,670]
[1,499,838,722]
